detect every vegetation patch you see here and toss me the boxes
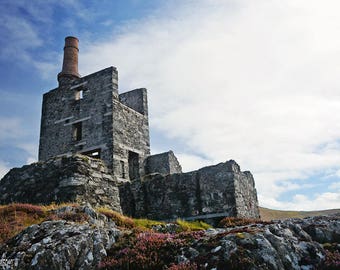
[0,203,86,244]
[97,207,135,228]
[99,232,185,269]
[176,219,211,232]
[133,218,165,229]
[0,203,47,244]
[318,243,340,270]
[218,217,267,228]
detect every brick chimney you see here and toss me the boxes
[58,36,80,85]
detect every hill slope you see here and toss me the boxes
[260,206,340,221]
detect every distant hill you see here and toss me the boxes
[259,206,340,221]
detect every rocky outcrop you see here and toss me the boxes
[178,217,335,270]
[0,205,120,270]
[120,160,260,223]
[0,155,122,212]
[0,205,339,270]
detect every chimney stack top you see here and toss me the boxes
[58,36,80,85]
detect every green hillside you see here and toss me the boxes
[260,207,340,221]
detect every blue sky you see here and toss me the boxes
[1,0,340,211]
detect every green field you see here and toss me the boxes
[259,207,340,221]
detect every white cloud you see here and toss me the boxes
[0,161,10,180]
[266,192,340,211]
[75,0,340,210]
[329,181,340,191]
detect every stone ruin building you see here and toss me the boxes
[0,37,260,223]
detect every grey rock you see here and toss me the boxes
[0,206,121,270]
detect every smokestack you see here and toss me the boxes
[58,36,80,84]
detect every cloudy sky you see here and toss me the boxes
[1,0,340,211]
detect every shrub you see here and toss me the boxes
[318,243,340,270]
[99,232,186,269]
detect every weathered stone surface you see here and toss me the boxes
[120,160,260,222]
[0,205,120,270]
[176,214,340,269]
[39,66,150,182]
[145,150,182,175]
[0,155,122,212]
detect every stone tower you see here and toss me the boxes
[33,36,260,222]
[39,37,150,181]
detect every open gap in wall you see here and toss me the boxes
[75,89,83,100]
[128,151,139,180]
[73,122,82,141]
[82,148,101,159]
[120,160,126,178]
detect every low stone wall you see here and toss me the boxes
[0,156,259,222]
[120,160,260,221]
[0,155,122,212]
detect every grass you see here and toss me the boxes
[0,202,87,244]
[97,207,211,232]
[0,203,48,244]
[176,219,211,231]
[97,207,135,228]
[133,218,165,229]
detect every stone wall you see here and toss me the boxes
[0,155,259,222]
[39,67,117,172]
[145,151,182,175]
[119,88,148,115]
[0,155,122,212]
[120,160,260,222]
[39,66,151,181]
[111,97,150,181]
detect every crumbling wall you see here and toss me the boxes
[119,88,148,115]
[144,151,182,175]
[120,160,260,221]
[0,155,122,212]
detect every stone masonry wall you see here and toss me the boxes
[39,67,118,172]
[119,160,260,221]
[111,96,150,181]
[39,67,151,182]
[0,155,122,212]
[145,151,182,175]
[119,88,148,115]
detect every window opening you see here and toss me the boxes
[73,122,82,141]
[128,151,139,180]
[120,160,125,178]
[75,89,83,100]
